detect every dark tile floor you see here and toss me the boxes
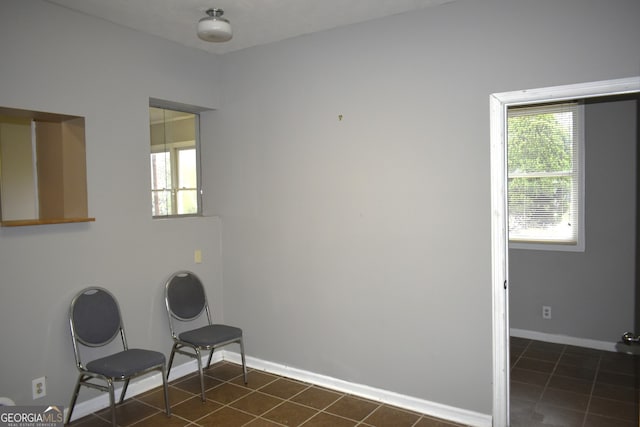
[68,361,465,426]
[511,337,640,427]
[69,339,636,427]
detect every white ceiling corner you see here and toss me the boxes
[44,0,456,55]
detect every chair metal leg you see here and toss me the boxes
[240,338,248,385]
[167,344,178,381]
[119,379,130,404]
[66,374,84,424]
[161,365,171,416]
[107,380,117,427]
[206,348,214,369]
[195,347,205,401]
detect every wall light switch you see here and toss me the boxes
[194,249,202,264]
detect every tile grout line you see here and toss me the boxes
[509,338,530,372]
[283,384,386,426]
[208,365,295,426]
[217,366,389,426]
[157,364,271,426]
[530,342,566,425]
[255,377,315,425]
[179,364,368,427]
[509,337,533,426]
[210,366,365,426]
[510,339,640,427]
[580,353,602,427]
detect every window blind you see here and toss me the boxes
[507,102,580,244]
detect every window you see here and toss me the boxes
[507,102,584,250]
[149,106,200,217]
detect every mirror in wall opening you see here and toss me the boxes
[149,106,200,217]
[0,107,92,227]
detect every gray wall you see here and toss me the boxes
[206,0,640,415]
[510,99,637,343]
[0,0,225,407]
[0,0,638,419]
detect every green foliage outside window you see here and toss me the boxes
[508,111,573,232]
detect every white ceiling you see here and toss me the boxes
[45,0,455,55]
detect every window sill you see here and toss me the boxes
[1,217,96,227]
[509,240,584,252]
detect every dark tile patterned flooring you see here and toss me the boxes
[68,361,465,426]
[68,339,637,426]
[511,337,640,426]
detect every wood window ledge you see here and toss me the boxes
[1,217,95,227]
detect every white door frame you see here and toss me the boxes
[490,76,640,426]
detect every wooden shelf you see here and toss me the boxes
[1,217,95,227]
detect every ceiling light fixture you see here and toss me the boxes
[197,8,232,42]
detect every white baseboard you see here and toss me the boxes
[67,351,492,427]
[510,328,618,352]
[223,352,492,427]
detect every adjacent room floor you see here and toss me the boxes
[68,361,465,426]
[510,337,640,427]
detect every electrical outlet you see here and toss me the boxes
[194,249,202,264]
[32,376,46,399]
[542,305,552,319]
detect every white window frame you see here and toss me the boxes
[508,103,585,252]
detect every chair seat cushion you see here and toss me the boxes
[86,348,166,378]
[179,324,242,347]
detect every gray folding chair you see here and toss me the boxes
[66,287,170,426]
[165,271,247,401]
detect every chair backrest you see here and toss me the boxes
[70,287,124,347]
[165,271,211,329]
[69,287,127,370]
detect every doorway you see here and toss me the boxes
[490,77,640,426]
